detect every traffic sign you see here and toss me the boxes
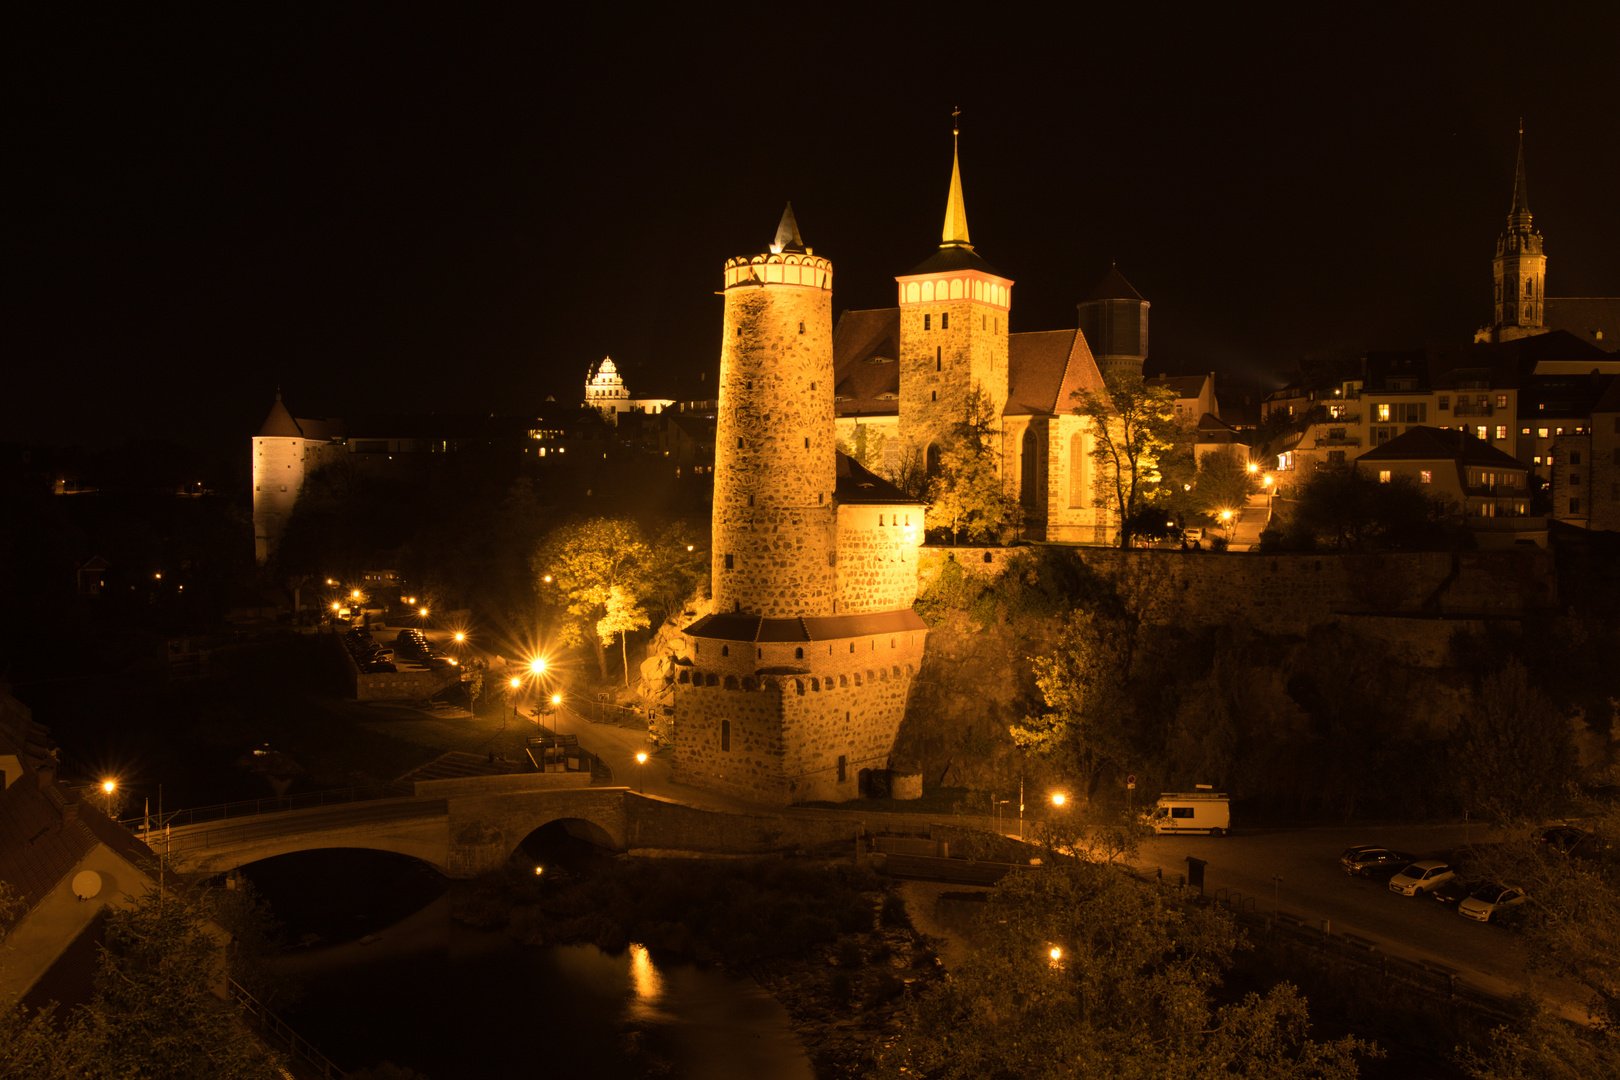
[1126,774,1136,790]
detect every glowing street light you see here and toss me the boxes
[418,607,430,618]
[1051,793,1067,807]
[635,751,648,794]
[529,657,547,675]
[352,589,361,600]
[1246,461,1259,474]
[454,631,466,644]
[99,779,118,816]
[1048,946,1062,962]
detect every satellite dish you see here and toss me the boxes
[71,870,102,900]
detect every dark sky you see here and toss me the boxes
[12,4,1618,464]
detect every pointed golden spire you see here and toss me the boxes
[941,106,973,250]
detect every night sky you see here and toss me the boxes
[12,5,1618,465]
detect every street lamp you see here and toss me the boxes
[99,779,117,816]
[529,657,547,676]
[635,751,648,793]
[1051,793,1066,807]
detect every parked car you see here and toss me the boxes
[1340,847,1415,878]
[1458,884,1527,923]
[1430,877,1483,907]
[1389,861,1456,897]
[1536,825,1609,861]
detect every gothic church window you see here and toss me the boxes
[1020,428,1038,508]
[1069,432,1087,508]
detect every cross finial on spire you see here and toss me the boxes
[952,105,960,136]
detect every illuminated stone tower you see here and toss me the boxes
[896,115,1013,465]
[674,206,929,805]
[251,394,342,564]
[1481,127,1548,343]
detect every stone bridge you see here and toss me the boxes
[154,774,631,879]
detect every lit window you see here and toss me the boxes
[1378,470,1392,483]
[1497,394,1508,408]
[1495,425,1507,440]
[1476,426,1488,440]
[1420,470,1432,484]
[1539,428,1549,438]
[1521,427,1530,436]
[1377,404,1391,421]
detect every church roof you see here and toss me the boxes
[1595,376,1620,414]
[1509,129,1530,218]
[905,244,1003,277]
[772,202,805,253]
[832,308,901,415]
[1358,426,1526,470]
[1146,374,1209,400]
[1082,266,1145,302]
[835,451,921,505]
[1005,329,1106,416]
[1544,298,1620,353]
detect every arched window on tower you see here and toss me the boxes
[925,443,942,478]
[1021,427,1038,508]
[1069,431,1087,508]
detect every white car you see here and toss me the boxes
[1458,884,1527,923]
[1388,860,1455,897]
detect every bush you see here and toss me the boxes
[881,891,910,928]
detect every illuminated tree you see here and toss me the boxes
[534,517,652,680]
[836,424,889,472]
[1191,449,1260,517]
[596,584,651,688]
[932,383,1021,543]
[1012,610,1135,800]
[1071,373,1183,548]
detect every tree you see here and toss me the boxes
[883,440,933,501]
[836,424,889,472]
[1192,449,1260,518]
[1012,610,1135,801]
[1275,463,1464,551]
[1,885,286,1080]
[1448,661,1576,822]
[534,517,652,680]
[1071,372,1183,548]
[639,520,707,627]
[932,383,1020,543]
[596,584,651,688]
[870,860,1374,1080]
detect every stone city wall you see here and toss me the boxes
[333,635,463,701]
[918,545,1555,631]
[837,504,925,613]
[683,627,928,678]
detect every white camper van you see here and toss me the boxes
[1147,791,1230,836]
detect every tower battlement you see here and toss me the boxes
[723,251,834,291]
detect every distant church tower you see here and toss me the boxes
[674,206,929,805]
[896,115,1013,467]
[1076,264,1150,379]
[1478,127,1548,344]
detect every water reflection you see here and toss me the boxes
[275,898,812,1080]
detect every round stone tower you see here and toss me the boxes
[712,204,839,618]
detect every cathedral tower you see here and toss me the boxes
[1482,127,1547,343]
[674,207,929,805]
[896,116,1014,465]
[711,203,839,617]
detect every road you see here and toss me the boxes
[1133,824,1593,1022]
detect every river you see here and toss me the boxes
[247,852,813,1079]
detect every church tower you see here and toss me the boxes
[896,115,1014,465]
[1480,127,1548,343]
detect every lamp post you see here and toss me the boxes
[635,751,648,794]
[100,779,117,817]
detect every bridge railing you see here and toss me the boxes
[230,977,346,1077]
[122,783,412,831]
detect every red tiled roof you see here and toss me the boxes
[1006,330,1105,416]
[833,309,902,417]
[1357,426,1528,470]
[1147,375,1209,400]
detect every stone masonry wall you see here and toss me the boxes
[837,503,925,613]
[713,259,838,617]
[918,545,1556,631]
[673,632,927,805]
[897,290,1009,456]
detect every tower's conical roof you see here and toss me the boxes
[1506,123,1533,231]
[772,202,805,253]
[257,395,303,438]
[941,120,972,250]
[1083,264,1145,302]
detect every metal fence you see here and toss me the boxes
[122,783,410,831]
[230,978,346,1078]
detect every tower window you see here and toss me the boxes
[721,720,730,752]
[878,514,885,526]
[721,645,729,656]
[837,756,847,783]
[931,391,937,402]
[804,437,809,449]
[941,313,949,330]
[795,647,804,659]
[924,314,931,330]
[748,494,754,506]
[737,437,744,448]
[936,346,942,368]
[724,553,734,569]
[799,321,805,334]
